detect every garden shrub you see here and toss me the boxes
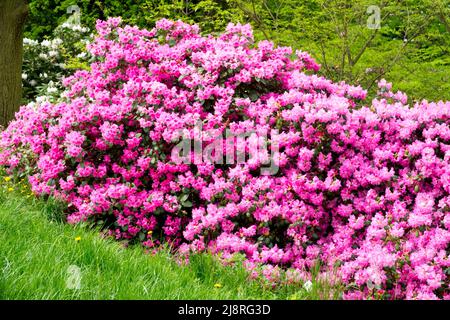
[1,18,449,300]
[22,21,92,104]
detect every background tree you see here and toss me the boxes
[234,0,449,101]
[0,0,28,128]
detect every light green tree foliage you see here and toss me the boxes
[235,0,449,101]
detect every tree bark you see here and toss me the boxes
[0,0,28,129]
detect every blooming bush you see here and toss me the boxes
[1,18,449,300]
[22,21,92,104]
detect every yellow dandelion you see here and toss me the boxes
[214,283,223,288]
[7,187,14,192]
[75,236,81,242]
[289,293,299,300]
[4,176,11,182]
[147,230,153,235]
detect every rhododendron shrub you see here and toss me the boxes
[22,21,92,104]
[1,18,449,300]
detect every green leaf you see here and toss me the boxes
[182,200,193,208]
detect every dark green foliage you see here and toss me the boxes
[25,0,244,39]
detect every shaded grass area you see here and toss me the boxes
[0,176,341,300]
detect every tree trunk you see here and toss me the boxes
[0,0,28,129]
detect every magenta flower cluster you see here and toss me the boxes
[1,18,449,300]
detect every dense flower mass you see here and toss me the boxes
[1,18,449,300]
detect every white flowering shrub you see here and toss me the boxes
[22,22,92,104]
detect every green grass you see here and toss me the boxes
[0,177,341,300]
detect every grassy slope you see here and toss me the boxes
[0,180,338,300]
